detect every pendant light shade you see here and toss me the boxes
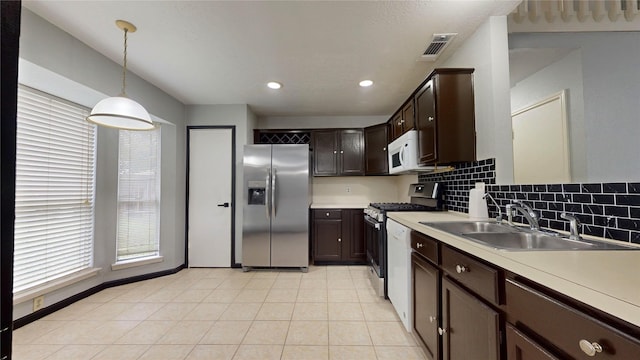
[87,96,153,130]
[87,20,154,130]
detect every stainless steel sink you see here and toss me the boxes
[421,221,640,251]
[420,221,519,234]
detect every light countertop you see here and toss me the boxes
[388,211,640,328]
[310,203,369,209]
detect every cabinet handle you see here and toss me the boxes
[400,119,405,124]
[340,150,344,154]
[326,212,330,217]
[429,316,437,323]
[428,116,434,122]
[416,243,424,249]
[455,264,469,274]
[579,339,603,356]
[383,147,386,151]
[333,150,337,154]
[438,327,447,336]
[338,238,342,242]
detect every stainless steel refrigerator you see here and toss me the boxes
[242,144,310,272]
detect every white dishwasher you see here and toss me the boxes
[386,218,412,332]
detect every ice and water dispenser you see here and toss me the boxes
[247,181,266,205]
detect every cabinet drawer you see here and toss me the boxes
[410,231,439,265]
[314,209,342,219]
[506,279,640,359]
[441,245,501,305]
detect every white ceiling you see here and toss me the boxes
[23,0,520,117]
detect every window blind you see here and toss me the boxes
[116,128,161,261]
[14,86,96,293]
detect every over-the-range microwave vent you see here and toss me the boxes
[420,33,457,61]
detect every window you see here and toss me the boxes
[13,86,96,293]
[116,128,161,261]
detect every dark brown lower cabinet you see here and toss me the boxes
[506,278,640,359]
[412,253,440,360]
[312,209,365,264]
[313,215,342,262]
[441,276,501,360]
[344,209,365,262]
[506,324,559,360]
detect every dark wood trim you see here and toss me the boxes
[1,1,21,357]
[13,264,185,330]
[186,126,238,268]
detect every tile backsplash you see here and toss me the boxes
[418,158,496,213]
[418,158,639,244]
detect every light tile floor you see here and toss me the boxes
[12,265,427,360]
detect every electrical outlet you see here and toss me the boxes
[346,185,351,193]
[33,295,45,311]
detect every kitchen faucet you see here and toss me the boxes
[482,193,502,223]
[506,200,540,231]
[560,213,582,241]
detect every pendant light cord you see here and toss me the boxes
[122,27,128,96]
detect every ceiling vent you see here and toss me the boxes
[419,33,457,61]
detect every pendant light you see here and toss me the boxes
[87,20,154,130]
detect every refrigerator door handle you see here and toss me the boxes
[271,168,277,218]
[265,168,271,219]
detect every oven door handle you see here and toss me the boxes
[364,216,381,230]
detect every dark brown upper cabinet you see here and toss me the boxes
[312,129,364,176]
[364,123,389,175]
[415,68,476,165]
[389,99,416,141]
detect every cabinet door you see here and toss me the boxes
[402,99,415,132]
[416,79,437,164]
[339,129,364,176]
[441,276,501,360]
[412,253,440,360]
[391,111,403,140]
[434,71,476,164]
[506,324,559,360]
[343,209,366,262]
[313,130,338,176]
[313,218,342,261]
[364,123,389,175]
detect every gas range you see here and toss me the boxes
[365,203,440,222]
[364,182,444,298]
[364,182,444,222]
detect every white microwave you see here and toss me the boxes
[388,130,435,174]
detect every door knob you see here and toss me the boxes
[217,202,230,208]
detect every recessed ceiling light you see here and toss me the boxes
[359,80,373,87]
[267,81,282,90]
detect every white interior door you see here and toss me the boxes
[512,90,571,184]
[188,128,233,267]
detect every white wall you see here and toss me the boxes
[258,115,388,129]
[312,176,402,205]
[509,31,640,183]
[14,9,187,319]
[439,16,513,184]
[185,104,255,264]
[510,50,586,182]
